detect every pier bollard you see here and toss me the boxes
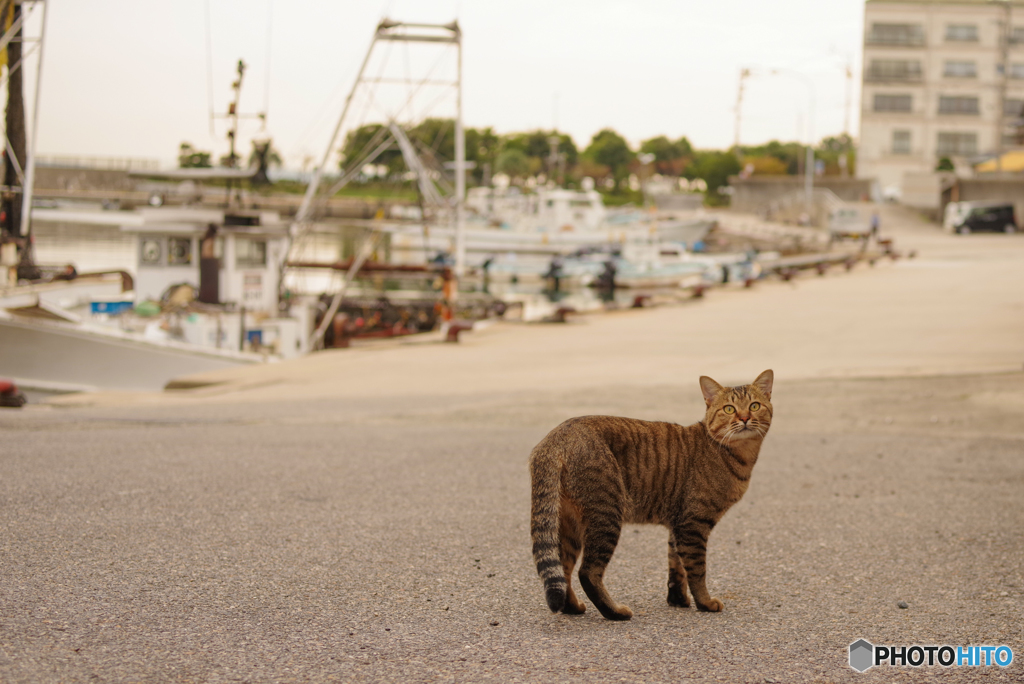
[632,295,651,308]
[691,285,706,298]
[445,320,474,343]
[0,379,26,408]
[543,306,576,324]
[743,277,755,288]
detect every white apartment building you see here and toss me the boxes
[859,0,1024,193]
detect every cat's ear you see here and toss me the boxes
[699,376,724,405]
[752,369,773,399]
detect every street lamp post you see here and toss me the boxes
[771,70,816,214]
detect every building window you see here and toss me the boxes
[936,132,978,156]
[1011,27,1024,44]
[873,94,913,112]
[938,96,980,115]
[1010,64,1024,79]
[236,238,267,268]
[867,23,925,46]
[1005,98,1024,116]
[168,237,192,266]
[944,61,977,78]
[866,60,923,82]
[946,24,978,42]
[140,238,162,266]
[892,130,912,155]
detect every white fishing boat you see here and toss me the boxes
[1,206,316,392]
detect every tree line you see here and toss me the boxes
[339,120,856,204]
[178,123,856,205]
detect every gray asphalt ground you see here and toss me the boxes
[2,205,1024,682]
[2,372,1022,683]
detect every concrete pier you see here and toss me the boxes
[2,204,1022,682]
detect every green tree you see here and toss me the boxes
[340,123,405,177]
[739,140,804,175]
[466,126,500,184]
[689,151,741,204]
[178,142,212,169]
[495,148,530,179]
[247,139,282,169]
[639,135,693,176]
[499,129,578,183]
[409,118,456,168]
[815,133,857,176]
[582,128,634,183]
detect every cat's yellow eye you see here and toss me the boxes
[750,402,761,411]
[723,405,736,414]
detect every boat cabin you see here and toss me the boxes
[123,208,288,313]
[466,187,606,232]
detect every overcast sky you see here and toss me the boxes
[24,0,866,169]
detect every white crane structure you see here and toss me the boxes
[284,19,466,305]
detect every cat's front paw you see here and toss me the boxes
[696,597,723,612]
[667,585,690,607]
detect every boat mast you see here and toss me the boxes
[0,0,46,280]
[19,0,46,245]
[282,19,465,293]
[453,22,465,278]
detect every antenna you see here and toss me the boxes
[205,0,215,136]
[263,0,273,127]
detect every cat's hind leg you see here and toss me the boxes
[558,500,586,615]
[578,507,632,621]
[666,533,690,607]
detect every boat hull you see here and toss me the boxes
[0,313,259,393]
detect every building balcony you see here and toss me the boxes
[864,70,923,83]
[865,34,926,47]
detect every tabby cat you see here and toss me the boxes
[529,370,773,620]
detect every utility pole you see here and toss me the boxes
[734,68,750,160]
[841,60,852,177]
[997,2,1011,172]
[769,69,816,213]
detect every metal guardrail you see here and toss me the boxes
[36,156,161,172]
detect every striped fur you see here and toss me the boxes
[529,370,774,620]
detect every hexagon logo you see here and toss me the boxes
[849,639,874,672]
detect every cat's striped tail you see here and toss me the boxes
[529,447,566,613]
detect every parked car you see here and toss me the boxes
[828,207,871,241]
[943,201,1018,234]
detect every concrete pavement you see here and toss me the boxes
[1,205,1023,682]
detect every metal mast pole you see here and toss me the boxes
[454,22,465,280]
[19,0,47,240]
[804,90,815,211]
[773,70,816,213]
[293,30,378,228]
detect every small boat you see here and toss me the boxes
[2,206,316,393]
